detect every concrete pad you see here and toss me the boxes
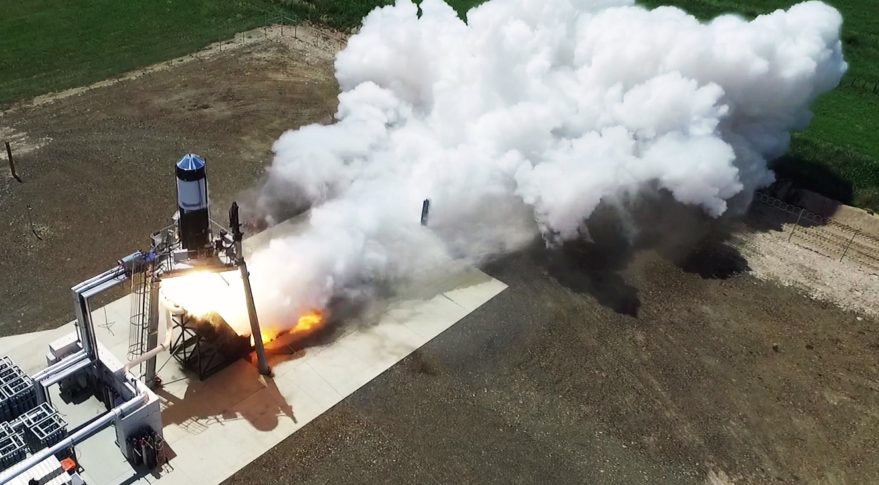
[0,329,55,352]
[0,266,506,484]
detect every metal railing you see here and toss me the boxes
[750,191,879,272]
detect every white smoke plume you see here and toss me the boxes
[246,0,847,328]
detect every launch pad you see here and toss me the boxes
[0,153,507,484]
[1,263,506,484]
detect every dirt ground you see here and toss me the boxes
[0,27,340,336]
[228,243,878,484]
[1,27,877,484]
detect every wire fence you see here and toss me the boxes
[750,191,879,272]
[205,16,348,56]
[844,75,879,96]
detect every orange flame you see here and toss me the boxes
[261,310,326,347]
[289,310,325,338]
[160,272,327,346]
[260,331,278,344]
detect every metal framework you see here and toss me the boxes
[13,403,68,452]
[0,357,36,423]
[123,202,271,384]
[169,313,251,380]
[0,423,26,472]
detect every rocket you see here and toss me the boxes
[175,154,210,250]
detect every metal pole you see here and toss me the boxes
[240,260,271,375]
[6,141,21,183]
[788,208,805,242]
[143,268,161,386]
[229,201,270,375]
[840,230,859,262]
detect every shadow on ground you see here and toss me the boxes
[511,190,752,317]
[530,229,641,317]
[772,151,855,206]
[155,363,294,433]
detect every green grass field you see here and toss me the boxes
[0,0,876,211]
[0,1,293,105]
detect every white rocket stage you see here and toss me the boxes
[1,265,505,484]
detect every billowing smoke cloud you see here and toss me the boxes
[246,0,847,328]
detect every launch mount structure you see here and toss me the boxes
[125,153,271,383]
[0,154,270,484]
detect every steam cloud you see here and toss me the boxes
[245,0,847,327]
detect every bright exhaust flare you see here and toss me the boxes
[160,270,326,344]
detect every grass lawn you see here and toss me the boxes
[1,0,876,211]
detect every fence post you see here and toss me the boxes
[6,141,22,183]
[840,229,859,262]
[788,208,805,242]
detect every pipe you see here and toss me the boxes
[72,254,141,360]
[32,351,88,405]
[32,350,87,382]
[0,393,146,484]
[71,266,122,293]
[70,252,140,292]
[123,305,178,373]
[239,260,271,376]
[39,358,91,388]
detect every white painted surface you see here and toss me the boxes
[1,267,506,484]
[176,178,207,210]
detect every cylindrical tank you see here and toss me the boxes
[176,154,210,250]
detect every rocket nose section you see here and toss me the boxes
[177,153,206,171]
[176,153,207,182]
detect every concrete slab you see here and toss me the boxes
[0,330,56,353]
[0,266,506,484]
